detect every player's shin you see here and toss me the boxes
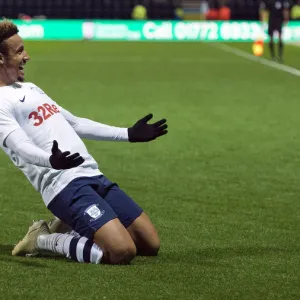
[37,233,103,264]
[278,40,284,60]
[269,39,275,59]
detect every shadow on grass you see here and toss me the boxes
[0,244,12,255]
[1,244,297,267]
[0,244,69,267]
[134,246,300,266]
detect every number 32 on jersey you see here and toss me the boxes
[29,103,60,126]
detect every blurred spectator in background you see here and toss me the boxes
[291,0,300,20]
[4,0,290,22]
[206,0,219,20]
[18,13,46,20]
[174,7,184,20]
[200,0,210,17]
[182,0,208,20]
[132,4,148,20]
[218,0,231,20]
[132,0,185,21]
[206,9,219,20]
[206,0,231,20]
[18,13,32,21]
[260,0,290,62]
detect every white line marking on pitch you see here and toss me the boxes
[213,43,300,77]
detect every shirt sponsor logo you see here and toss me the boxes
[28,103,60,127]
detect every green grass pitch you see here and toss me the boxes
[1,41,300,300]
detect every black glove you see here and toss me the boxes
[128,114,168,143]
[50,140,85,170]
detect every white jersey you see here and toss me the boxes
[0,82,102,206]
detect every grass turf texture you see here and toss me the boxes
[1,41,300,300]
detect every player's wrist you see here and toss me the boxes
[127,127,134,142]
[119,127,129,141]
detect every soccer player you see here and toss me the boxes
[0,19,168,265]
[260,0,290,62]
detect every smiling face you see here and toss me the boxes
[0,20,30,86]
[0,33,30,84]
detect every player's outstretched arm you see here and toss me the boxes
[60,107,129,141]
[60,107,168,143]
[128,114,168,143]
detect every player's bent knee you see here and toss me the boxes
[127,213,161,256]
[140,237,160,256]
[109,243,137,265]
[149,239,160,256]
[93,218,137,264]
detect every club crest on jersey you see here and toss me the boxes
[30,86,45,94]
[84,205,105,221]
